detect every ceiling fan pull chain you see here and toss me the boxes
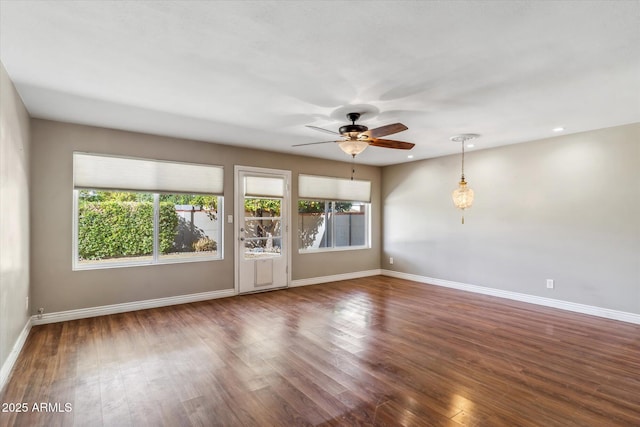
[351,154,356,180]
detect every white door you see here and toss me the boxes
[235,166,290,294]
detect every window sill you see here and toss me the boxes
[73,255,223,271]
[298,246,370,255]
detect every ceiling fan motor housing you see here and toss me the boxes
[340,112,368,137]
[339,124,368,135]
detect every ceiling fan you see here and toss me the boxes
[294,112,415,157]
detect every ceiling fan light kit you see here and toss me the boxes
[339,139,370,156]
[451,134,479,224]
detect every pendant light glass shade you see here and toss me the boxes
[339,139,369,156]
[452,178,474,209]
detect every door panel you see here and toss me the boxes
[236,167,290,294]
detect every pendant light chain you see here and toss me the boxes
[351,154,356,180]
[460,140,466,224]
[461,140,465,180]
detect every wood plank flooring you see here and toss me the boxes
[1,276,639,426]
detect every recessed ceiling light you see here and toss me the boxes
[466,143,475,148]
[553,127,565,132]
[407,155,414,159]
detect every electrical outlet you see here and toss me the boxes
[37,307,44,319]
[546,279,554,289]
[389,257,394,265]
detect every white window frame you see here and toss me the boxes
[297,174,371,254]
[72,153,224,270]
[73,190,224,270]
[298,200,370,254]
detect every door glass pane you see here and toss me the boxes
[245,197,281,217]
[244,219,281,239]
[244,197,282,259]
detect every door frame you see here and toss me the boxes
[234,165,292,294]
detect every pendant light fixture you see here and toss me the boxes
[450,134,479,224]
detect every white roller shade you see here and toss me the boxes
[299,174,371,202]
[244,175,284,198]
[73,153,224,195]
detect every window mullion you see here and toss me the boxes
[153,193,160,262]
[324,200,330,248]
[366,203,370,248]
[72,190,79,269]
[330,201,335,249]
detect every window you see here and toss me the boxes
[76,190,154,266]
[73,153,223,269]
[159,193,221,262]
[298,174,371,252]
[298,200,369,251]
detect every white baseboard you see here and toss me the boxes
[7,270,636,394]
[290,269,382,288]
[31,288,236,325]
[382,270,640,325]
[1,319,32,392]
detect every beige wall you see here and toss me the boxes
[21,92,640,318]
[382,123,640,314]
[0,63,31,371]
[30,119,381,313]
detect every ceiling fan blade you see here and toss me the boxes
[292,140,340,147]
[362,123,408,139]
[305,125,342,136]
[368,138,415,150]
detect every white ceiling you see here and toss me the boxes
[1,1,639,165]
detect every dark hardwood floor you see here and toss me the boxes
[1,276,639,426]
